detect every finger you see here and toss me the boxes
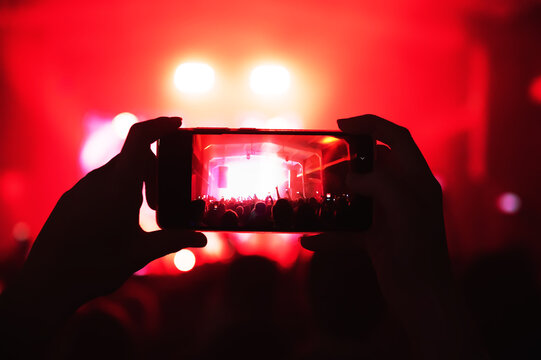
[117,117,182,181]
[300,232,363,252]
[338,114,432,177]
[375,144,392,171]
[135,230,207,265]
[121,117,182,158]
[113,117,181,207]
[143,149,158,210]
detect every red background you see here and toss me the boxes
[1,0,540,273]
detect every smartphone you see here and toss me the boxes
[157,128,373,232]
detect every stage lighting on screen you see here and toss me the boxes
[174,62,215,94]
[250,65,290,95]
[320,136,340,144]
[112,112,138,139]
[174,249,196,271]
[213,155,289,200]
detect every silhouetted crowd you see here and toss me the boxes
[4,248,536,360]
[190,194,370,230]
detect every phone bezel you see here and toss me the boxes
[157,127,373,232]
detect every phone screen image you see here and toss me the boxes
[158,130,372,232]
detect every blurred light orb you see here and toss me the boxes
[174,62,215,94]
[174,249,196,271]
[112,112,138,139]
[250,65,290,95]
[530,75,541,104]
[497,192,521,214]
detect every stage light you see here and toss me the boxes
[112,112,138,139]
[214,155,288,199]
[497,192,521,214]
[250,65,290,95]
[174,62,215,94]
[174,249,196,271]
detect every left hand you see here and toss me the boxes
[18,117,207,304]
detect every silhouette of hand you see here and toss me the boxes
[301,115,484,359]
[302,114,449,295]
[19,117,206,303]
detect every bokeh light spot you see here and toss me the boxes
[250,65,290,95]
[112,112,138,139]
[497,192,521,214]
[174,249,196,271]
[80,123,122,173]
[174,62,215,94]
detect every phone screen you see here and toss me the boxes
[158,130,372,232]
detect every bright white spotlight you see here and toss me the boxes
[174,249,196,271]
[174,62,215,94]
[250,65,290,95]
[112,112,138,139]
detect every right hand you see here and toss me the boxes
[302,114,451,297]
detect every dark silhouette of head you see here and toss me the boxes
[190,199,206,225]
[272,199,294,229]
[221,210,239,229]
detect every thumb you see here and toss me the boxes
[136,230,207,265]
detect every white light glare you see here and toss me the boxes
[174,62,215,94]
[174,249,196,271]
[250,65,291,95]
[112,112,138,139]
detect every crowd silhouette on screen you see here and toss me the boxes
[190,193,368,231]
